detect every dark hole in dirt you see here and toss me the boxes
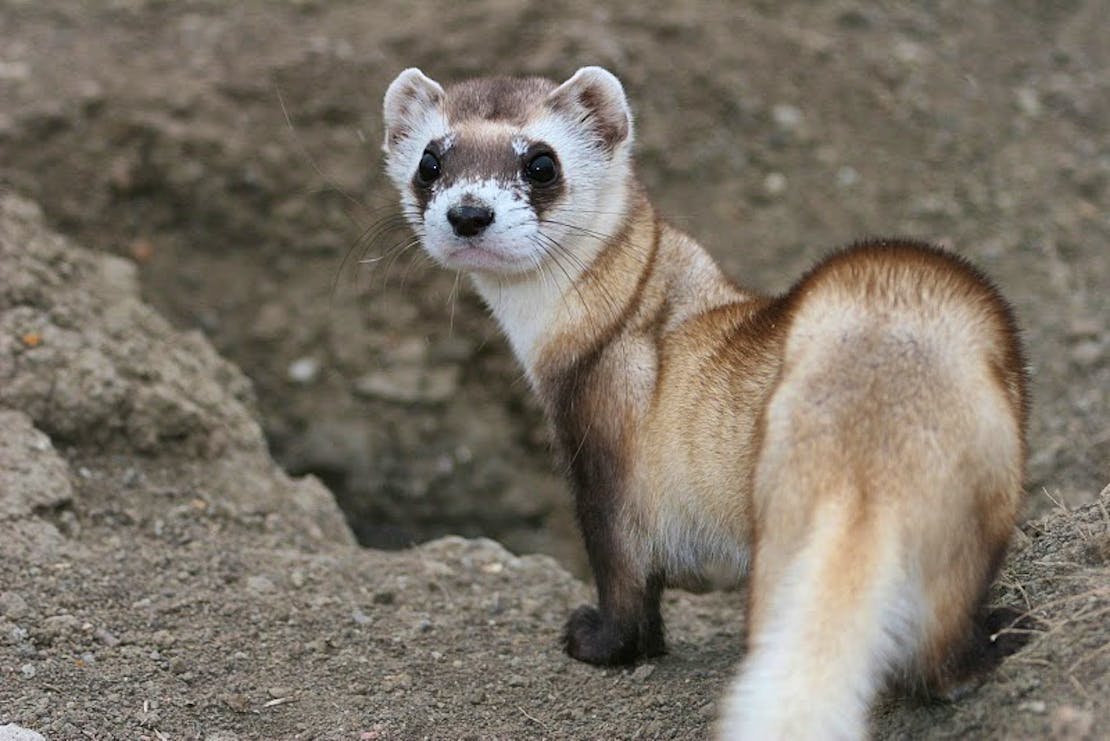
[282,459,418,550]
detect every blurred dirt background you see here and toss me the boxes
[0,0,1107,738]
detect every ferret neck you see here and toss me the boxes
[469,188,654,385]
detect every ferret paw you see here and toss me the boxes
[639,622,667,658]
[562,605,641,666]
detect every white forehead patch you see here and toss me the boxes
[511,135,529,157]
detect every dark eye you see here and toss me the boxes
[525,153,558,185]
[416,150,440,186]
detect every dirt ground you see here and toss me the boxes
[0,0,1108,738]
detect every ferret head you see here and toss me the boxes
[382,67,634,276]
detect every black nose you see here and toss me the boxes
[446,205,494,237]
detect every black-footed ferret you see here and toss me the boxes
[381,66,1028,739]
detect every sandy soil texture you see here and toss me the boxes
[0,0,1108,738]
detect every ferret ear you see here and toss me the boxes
[546,66,633,151]
[382,68,445,154]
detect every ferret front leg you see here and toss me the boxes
[562,484,665,665]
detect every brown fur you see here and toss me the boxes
[444,77,556,126]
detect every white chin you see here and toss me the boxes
[438,244,532,274]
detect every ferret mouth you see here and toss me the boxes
[441,242,527,272]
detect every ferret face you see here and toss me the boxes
[382,68,634,277]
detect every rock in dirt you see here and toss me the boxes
[0,592,28,620]
[0,193,354,549]
[246,575,276,594]
[0,725,46,741]
[38,614,80,642]
[353,365,460,404]
[0,197,259,458]
[0,411,72,520]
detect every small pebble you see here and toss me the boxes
[892,39,925,64]
[0,592,28,619]
[41,614,80,640]
[1067,318,1101,339]
[771,103,803,132]
[352,609,372,626]
[94,628,120,647]
[222,693,251,713]
[6,623,29,643]
[1019,699,1047,714]
[383,673,412,692]
[0,724,46,741]
[763,172,788,197]
[1071,339,1104,367]
[287,357,320,385]
[836,166,860,188]
[268,686,294,699]
[290,570,306,588]
[630,664,655,682]
[1015,87,1042,117]
[246,575,276,594]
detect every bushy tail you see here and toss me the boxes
[718,501,917,740]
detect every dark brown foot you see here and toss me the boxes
[562,604,665,665]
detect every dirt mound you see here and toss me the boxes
[1,191,1106,739]
[0,194,350,551]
